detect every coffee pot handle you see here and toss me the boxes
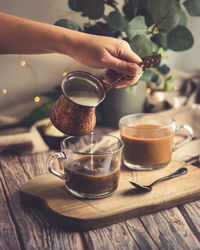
[47,152,68,180]
[173,124,193,152]
[103,75,133,92]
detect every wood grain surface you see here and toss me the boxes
[1,151,200,250]
[20,160,200,231]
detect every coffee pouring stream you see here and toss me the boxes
[50,54,161,136]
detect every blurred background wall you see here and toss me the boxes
[0,0,199,118]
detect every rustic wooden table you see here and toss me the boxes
[1,143,200,249]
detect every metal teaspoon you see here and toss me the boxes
[129,167,188,192]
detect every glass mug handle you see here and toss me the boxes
[173,124,193,152]
[47,152,67,180]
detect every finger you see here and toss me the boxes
[115,73,142,88]
[120,46,142,64]
[103,52,142,76]
[104,68,143,87]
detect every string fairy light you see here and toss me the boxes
[20,60,26,67]
[1,88,19,103]
[20,59,41,103]
[2,88,8,94]
[1,59,43,105]
[34,96,40,103]
[146,88,152,94]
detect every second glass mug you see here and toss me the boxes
[47,133,124,199]
[119,113,193,171]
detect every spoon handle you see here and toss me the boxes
[104,75,133,92]
[150,167,188,187]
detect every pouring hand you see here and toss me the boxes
[66,32,143,87]
[0,12,143,87]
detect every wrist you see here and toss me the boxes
[58,28,82,57]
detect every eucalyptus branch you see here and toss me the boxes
[55,0,197,92]
[147,25,159,38]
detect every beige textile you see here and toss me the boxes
[0,118,49,153]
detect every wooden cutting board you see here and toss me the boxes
[20,160,200,231]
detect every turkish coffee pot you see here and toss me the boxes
[50,55,161,136]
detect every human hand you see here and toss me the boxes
[67,32,143,88]
[0,12,143,87]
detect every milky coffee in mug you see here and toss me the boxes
[119,113,193,170]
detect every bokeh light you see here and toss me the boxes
[2,88,8,94]
[20,60,26,67]
[34,96,40,103]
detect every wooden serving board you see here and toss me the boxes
[20,160,200,231]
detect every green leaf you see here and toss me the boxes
[130,34,153,58]
[126,16,147,39]
[83,0,105,20]
[151,74,162,86]
[164,76,175,90]
[159,64,170,75]
[151,34,168,50]
[68,0,85,12]
[84,22,116,37]
[178,9,187,26]
[106,11,128,32]
[23,102,53,124]
[152,41,158,53]
[123,0,139,21]
[54,19,80,31]
[157,47,165,55]
[147,0,182,30]
[137,0,153,27]
[167,26,194,51]
[183,0,200,16]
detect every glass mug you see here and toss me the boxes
[47,133,124,199]
[119,113,193,171]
